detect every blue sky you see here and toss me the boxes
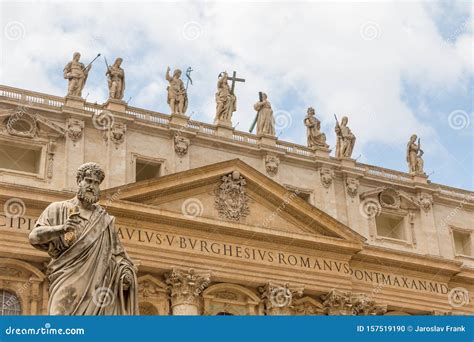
[1,1,473,190]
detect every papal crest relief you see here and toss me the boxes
[214,171,249,221]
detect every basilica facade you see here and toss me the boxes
[0,84,472,316]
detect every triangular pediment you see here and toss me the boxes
[104,159,365,249]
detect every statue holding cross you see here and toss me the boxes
[214,71,245,125]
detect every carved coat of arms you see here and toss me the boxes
[214,171,249,221]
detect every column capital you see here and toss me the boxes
[165,268,211,314]
[258,282,304,315]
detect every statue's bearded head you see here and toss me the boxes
[341,116,348,126]
[75,162,105,205]
[174,69,182,78]
[73,52,81,61]
[115,58,123,67]
[307,107,315,116]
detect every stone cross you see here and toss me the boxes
[227,71,245,95]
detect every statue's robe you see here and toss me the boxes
[31,199,138,315]
[254,100,275,136]
[215,78,236,122]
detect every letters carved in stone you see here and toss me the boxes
[214,171,250,221]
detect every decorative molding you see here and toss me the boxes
[174,134,190,157]
[46,138,56,179]
[321,289,353,315]
[379,188,401,209]
[419,194,433,213]
[258,282,304,315]
[214,171,250,221]
[346,177,359,198]
[165,268,210,308]
[6,112,37,138]
[320,167,334,188]
[265,155,280,177]
[66,119,84,143]
[109,123,127,146]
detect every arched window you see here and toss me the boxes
[0,290,21,315]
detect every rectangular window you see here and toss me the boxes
[376,214,406,240]
[135,159,161,182]
[0,143,42,174]
[452,230,472,256]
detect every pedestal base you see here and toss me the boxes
[104,98,127,113]
[258,134,277,147]
[169,113,189,127]
[311,146,331,158]
[64,96,85,109]
[215,119,234,138]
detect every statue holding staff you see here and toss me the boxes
[166,67,188,115]
[335,115,356,158]
[215,72,236,122]
[251,92,275,136]
[407,134,425,174]
[63,52,98,97]
[105,57,125,100]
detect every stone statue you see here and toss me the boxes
[63,52,91,97]
[407,134,424,174]
[335,116,356,159]
[254,93,275,136]
[28,162,138,315]
[215,72,236,123]
[106,57,125,100]
[304,107,328,148]
[166,67,188,115]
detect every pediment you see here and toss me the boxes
[0,109,65,138]
[360,186,420,210]
[104,159,365,246]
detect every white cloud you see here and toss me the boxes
[0,1,472,185]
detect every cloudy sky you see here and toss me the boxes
[1,1,472,190]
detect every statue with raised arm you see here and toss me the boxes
[29,162,138,315]
[407,134,425,174]
[335,116,356,158]
[254,92,275,136]
[215,72,236,123]
[106,57,125,100]
[166,67,188,115]
[304,107,328,148]
[63,52,91,97]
